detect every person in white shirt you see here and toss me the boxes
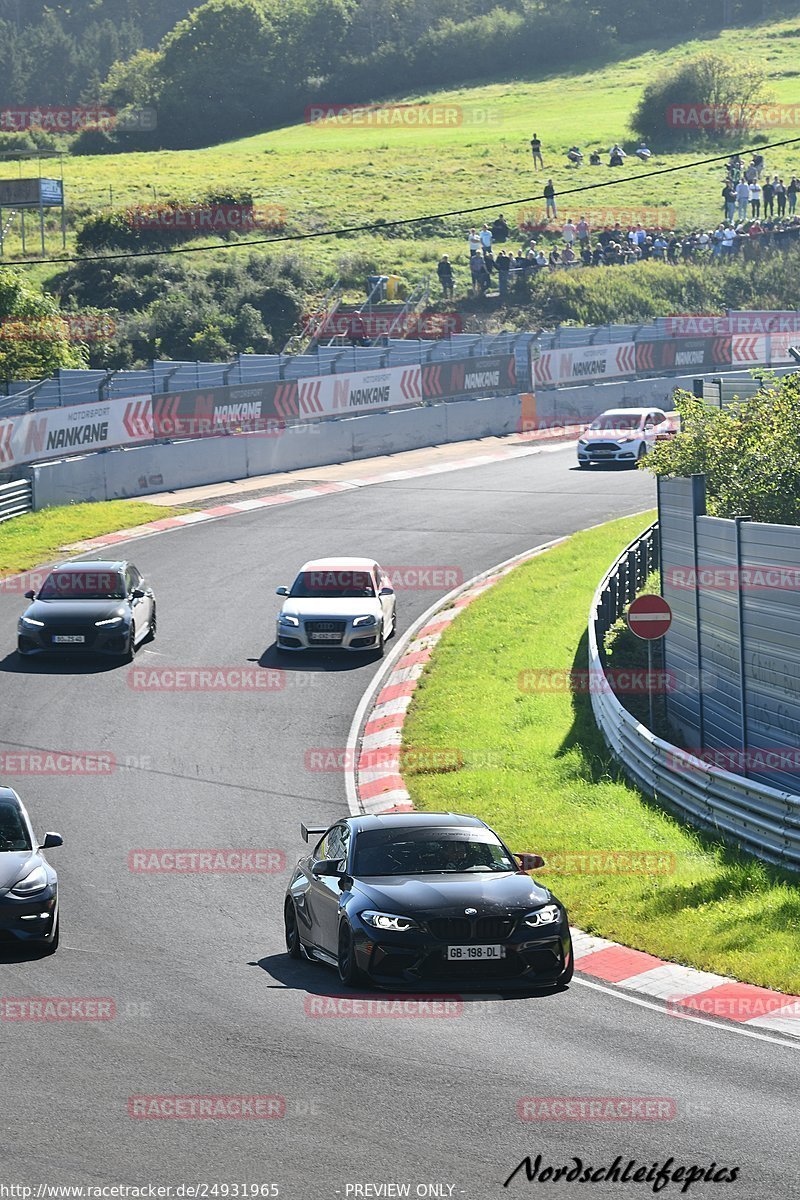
[562,219,576,245]
[635,142,651,161]
[480,224,492,251]
[468,228,481,253]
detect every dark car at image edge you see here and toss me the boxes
[284,812,573,990]
[0,787,62,952]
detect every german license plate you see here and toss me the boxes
[53,635,85,644]
[310,632,340,641]
[447,944,503,960]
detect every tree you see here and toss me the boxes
[645,376,800,525]
[630,52,772,148]
[0,268,86,380]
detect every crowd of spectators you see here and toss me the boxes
[437,151,800,298]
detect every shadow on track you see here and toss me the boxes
[252,953,571,1003]
[0,651,121,676]
[256,644,381,673]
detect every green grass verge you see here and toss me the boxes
[5,18,800,286]
[402,511,800,995]
[0,501,186,577]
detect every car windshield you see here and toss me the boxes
[290,569,375,599]
[38,569,126,600]
[0,802,32,852]
[353,828,517,876]
[589,414,641,431]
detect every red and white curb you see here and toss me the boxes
[346,540,800,1042]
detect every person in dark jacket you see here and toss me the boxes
[437,254,454,298]
[491,214,510,243]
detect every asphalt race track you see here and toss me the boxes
[1,446,795,1199]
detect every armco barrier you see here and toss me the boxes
[0,477,32,521]
[590,524,800,872]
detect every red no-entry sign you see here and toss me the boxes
[627,594,672,640]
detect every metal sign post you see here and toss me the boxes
[626,594,673,730]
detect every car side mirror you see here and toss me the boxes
[42,832,63,849]
[131,588,145,599]
[24,590,35,600]
[311,859,343,877]
[515,852,545,871]
[276,586,289,596]
[379,587,394,596]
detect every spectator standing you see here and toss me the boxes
[470,251,488,295]
[562,218,577,246]
[437,254,454,298]
[722,180,736,221]
[722,224,736,258]
[749,181,761,217]
[468,227,481,253]
[480,223,493,252]
[491,214,510,243]
[543,179,557,219]
[745,160,757,183]
[530,133,543,169]
[576,215,590,245]
[788,177,799,215]
[753,152,765,178]
[762,178,774,217]
[775,178,786,217]
[495,250,510,296]
[652,233,667,260]
[736,178,750,220]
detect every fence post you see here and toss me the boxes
[734,515,752,775]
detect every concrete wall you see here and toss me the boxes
[29,367,777,509]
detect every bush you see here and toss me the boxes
[630,52,771,149]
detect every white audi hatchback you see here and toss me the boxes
[275,557,396,655]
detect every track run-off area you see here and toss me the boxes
[0,443,795,1198]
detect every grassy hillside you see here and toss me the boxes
[4,19,800,302]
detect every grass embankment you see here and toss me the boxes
[402,512,800,994]
[5,18,800,286]
[0,500,185,576]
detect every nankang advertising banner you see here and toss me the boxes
[635,337,732,373]
[534,344,635,388]
[296,365,422,419]
[152,381,298,436]
[422,354,516,399]
[0,396,153,470]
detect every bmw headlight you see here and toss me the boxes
[353,615,377,627]
[10,865,49,896]
[95,616,125,627]
[524,903,561,928]
[279,614,299,627]
[361,910,418,932]
[20,616,45,627]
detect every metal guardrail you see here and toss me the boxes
[590,523,800,872]
[0,477,32,522]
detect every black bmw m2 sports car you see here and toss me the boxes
[284,812,573,990]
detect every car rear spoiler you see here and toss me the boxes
[301,824,328,843]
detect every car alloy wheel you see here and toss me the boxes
[337,921,362,986]
[284,900,301,959]
[146,604,157,643]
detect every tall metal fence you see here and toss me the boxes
[659,475,800,794]
[590,522,800,873]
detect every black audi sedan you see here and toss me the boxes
[17,560,156,660]
[284,813,573,989]
[0,787,62,952]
